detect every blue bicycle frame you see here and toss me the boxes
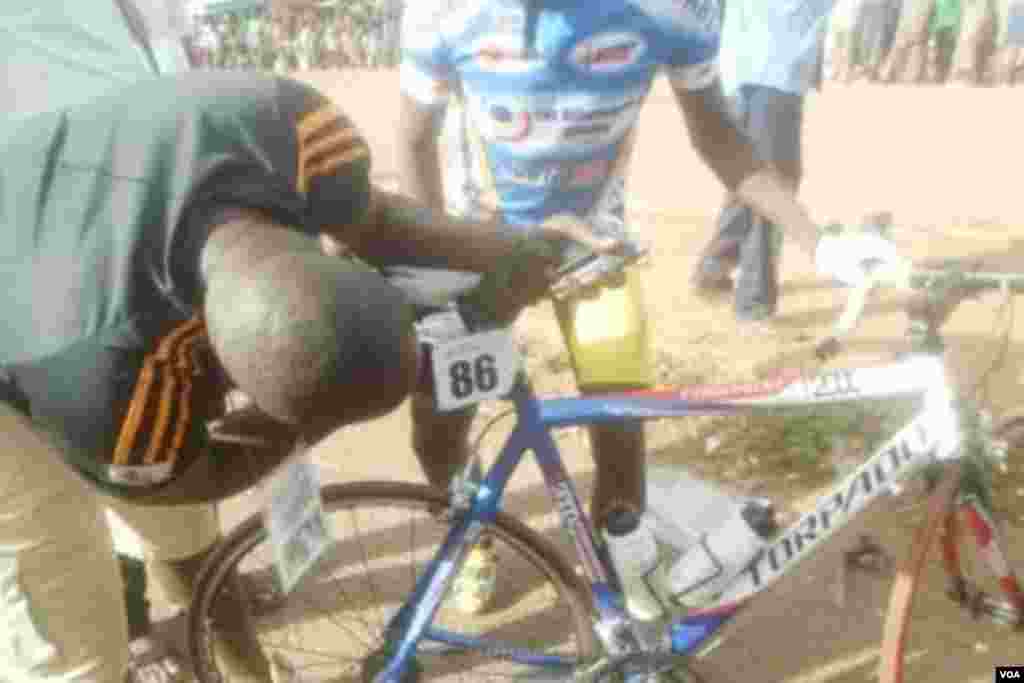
[372,352,961,682]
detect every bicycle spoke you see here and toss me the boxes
[409,514,419,591]
[349,507,390,633]
[297,589,377,650]
[190,484,594,683]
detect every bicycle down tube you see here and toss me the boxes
[542,353,962,657]
[375,353,962,680]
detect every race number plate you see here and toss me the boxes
[263,454,332,594]
[431,328,521,412]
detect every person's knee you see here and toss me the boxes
[410,391,475,455]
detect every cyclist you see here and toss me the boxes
[398,0,828,619]
[0,70,601,683]
[694,0,836,322]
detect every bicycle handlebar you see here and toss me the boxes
[817,257,1024,359]
[549,238,649,301]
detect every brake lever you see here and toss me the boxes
[815,260,891,360]
[550,242,648,301]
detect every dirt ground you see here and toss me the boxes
[210,71,1024,682]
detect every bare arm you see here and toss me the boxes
[395,92,447,209]
[328,93,538,271]
[674,79,821,258]
[335,189,528,273]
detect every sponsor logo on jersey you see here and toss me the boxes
[472,32,532,73]
[487,103,532,141]
[478,43,524,65]
[493,160,563,188]
[493,159,613,189]
[570,159,611,187]
[570,32,647,71]
[481,95,644,143]
[564,123,611,140]
[628,0,720,34]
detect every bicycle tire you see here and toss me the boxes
[186,480,599,682]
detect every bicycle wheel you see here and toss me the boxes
[880,417,1024,683]
[187,480,598,682]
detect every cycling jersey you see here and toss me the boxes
[400,0,722,233]
[0,72,372,495]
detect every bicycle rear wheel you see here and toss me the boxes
[880,417,1024,683]
[187,480,598,682]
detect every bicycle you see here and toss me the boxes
[186,231,1024,683]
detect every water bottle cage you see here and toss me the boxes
[664,536,728,608]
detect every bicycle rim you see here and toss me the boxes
[879,462,961,683]
[187,480,597,682]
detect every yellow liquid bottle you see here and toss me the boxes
[557,269,653,389]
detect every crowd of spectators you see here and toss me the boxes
[187,3,401,71]
[824,0,1024,86]
[185,0,1023,86]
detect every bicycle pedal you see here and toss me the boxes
[843,535,892,574]
[977,593,1024,627]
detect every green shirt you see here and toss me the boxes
[932,0,962,33]
[1,0,158,116]
[1,72,372,494]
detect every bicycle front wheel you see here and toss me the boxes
[880,416,1024,683]
[187,480,598,682]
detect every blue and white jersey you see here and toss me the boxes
[400,0,721,234]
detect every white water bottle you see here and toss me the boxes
[654,500,777,608]
[603,508,665,621]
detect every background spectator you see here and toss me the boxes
[931,0,963,82]
[695,0,837,323]
[882,0,936,83]
[1001,0,1024,82]
[950,0,997,83]
[858,0,903,81]
[828,0,868,82]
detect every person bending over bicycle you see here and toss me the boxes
[396,0,835,619]
[0,71,607,683]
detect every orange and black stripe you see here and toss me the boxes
[112,316,209,471]
[295,104,370,195]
